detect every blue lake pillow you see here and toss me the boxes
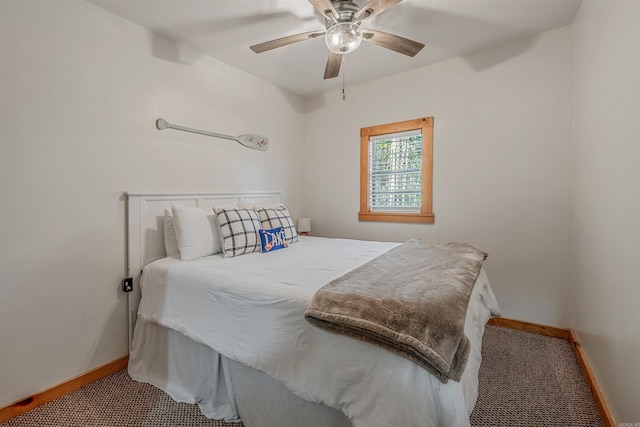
[260,227,288,253]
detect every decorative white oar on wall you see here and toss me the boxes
[155,118,269,151]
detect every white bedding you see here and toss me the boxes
[136,236,500,427]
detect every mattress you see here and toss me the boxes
[130,236,500,426]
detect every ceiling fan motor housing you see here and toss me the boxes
[325,0,361,26]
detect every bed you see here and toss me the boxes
[125,191,500,427]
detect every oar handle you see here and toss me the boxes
[156,118,235,141]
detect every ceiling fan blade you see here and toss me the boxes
[250,30,325,53]
[307,0,339,21]
[362,29,424,57]
[324,52,343,79]
[355,0,403,21]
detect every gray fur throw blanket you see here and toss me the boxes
[304,239,487,383]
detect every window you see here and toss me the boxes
[359,117,434,223]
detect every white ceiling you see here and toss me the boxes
[85,0,581,96]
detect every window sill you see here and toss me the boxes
[358,212,434,224]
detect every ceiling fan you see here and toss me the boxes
[250,0,425,80]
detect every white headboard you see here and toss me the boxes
[125,191,281,349]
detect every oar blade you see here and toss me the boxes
[237,134,269,151]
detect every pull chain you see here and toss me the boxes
[342,56,346,101]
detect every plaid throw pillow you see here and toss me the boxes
[213,207,262,258]
[256,206,298,244]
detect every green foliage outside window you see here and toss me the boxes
[369,134,423,211]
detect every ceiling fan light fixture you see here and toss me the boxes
[325,22,363,54]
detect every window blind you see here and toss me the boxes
[369,129,422,212]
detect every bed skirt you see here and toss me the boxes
[129,265,500,426]
[128,319,351,427]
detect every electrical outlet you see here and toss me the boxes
[122,277,133,293]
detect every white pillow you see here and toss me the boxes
[163,209,180,257]
[171,204,222,261]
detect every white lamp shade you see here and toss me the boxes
[297,218,311,233]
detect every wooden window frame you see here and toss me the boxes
[359,117,434,224]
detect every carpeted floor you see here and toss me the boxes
[2,325,602,427]
[470,326,602,426]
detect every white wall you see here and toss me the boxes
[303,27,573,327]
[0,0,305,407]
[571,0,640,423]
